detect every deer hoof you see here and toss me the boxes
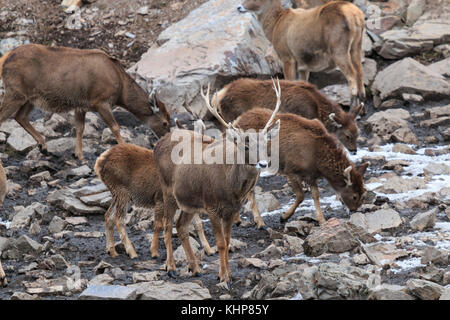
[167,270,177,279]
[280,216,288,223]
[38,144,49,155]
[0,278,7,287]
[257,225,267,231]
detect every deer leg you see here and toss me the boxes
[0,259,6,287]
[163,194,178,277]
[177,211,202,276]
[14,102,48,152]
[105,199,118,258]
[222,213,236,284]
[297,70,310,82]
[209,213,229,285]
[280,176,304,222]
[246,191,265,229]
[331,44,359,109]
[311,181,326,225]
[193,213,215,256]
[282,59,298,81]
[95,102,125,145]
[73,110,86,160]
[350,32,366,114]
[0,90,26,124]
[150,200,164,259]
[114,196,137,259]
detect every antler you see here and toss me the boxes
[201,83,236,130]
[262,77,281,133]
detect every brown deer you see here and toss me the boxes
[0,44,171,160]
[94,143,216,259]
[234,107,369,224]
[296,0,352,9]
[0,160,7,287]
[153,81,281,287]
[214,78,362,153]
[237,0,365,110]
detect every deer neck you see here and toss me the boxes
[228,163,258,201]
[257,1,285,42]
[119,74,152,121]
[316,141,351,189]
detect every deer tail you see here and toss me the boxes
[0,51,11,78]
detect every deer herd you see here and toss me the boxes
[0,0,370,289]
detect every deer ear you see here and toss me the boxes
[351,103,363,119]
[266,119,280,140]
[357,161,370,175]
[329,113,343,128]
[343,166,353,187]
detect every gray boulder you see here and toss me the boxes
[129,0,281,118]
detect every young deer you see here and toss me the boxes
[234,108,369,224]
[237,0,365,109]
[0,160,7,287]
[214,78,362,153]
[94,143,216,259]
[0,44,171,160]
[153,81,281,287]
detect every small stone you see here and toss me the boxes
[410,209,436,232]
[79,285,137,300]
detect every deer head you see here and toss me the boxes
[145,91,171,138]
[200,79,281,169]
[336,162,370,212]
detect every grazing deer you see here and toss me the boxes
[94,143,216,259]
[153,81,281,287]
[237,0,365,110]
[0,160,7,287]
[0,44,171,160]
[234,107,369,224]
[296,0,352,9]
[214,78,362,153]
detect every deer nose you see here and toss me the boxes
[237,5,248,13]
[350,150,357,155]
[256,160,268,169]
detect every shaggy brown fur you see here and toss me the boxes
[0,44,170,160]
[216,78,361,152]
[297,0,352,9]
[239,0,365,109]
[234,108,369,224]
[153,88,280,286]
[0,160,7,287]
[94,143,215,259]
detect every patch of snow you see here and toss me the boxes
[283,253,322,264]
[0,218,10,229]
[391,257,425,274]
[290,292,304,300]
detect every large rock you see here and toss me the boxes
[372,58,450,100]
[366,109,411,141]
[7,127,36,151]
[428,57,450,78]
[350,209,402,234]
[79,285,137,300]
[406,279,444,300]
[377,6,450,59]
[316,263,370,300]
[129,0,281,117]
[409,209,436,231]
[303,218,375,257]
[128,281,211,300]
[375,176,426,194]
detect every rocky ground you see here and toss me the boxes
[0,0,450,300]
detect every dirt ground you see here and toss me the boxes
[0,0,208,68]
